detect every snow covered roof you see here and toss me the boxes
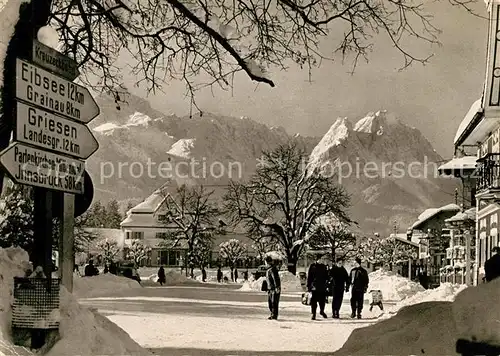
[437,156,477,175]
[411,204,461,230]
[390,233,420,247]
[129,191,167,214]
[445,208,476,224]
[454,99,483,146]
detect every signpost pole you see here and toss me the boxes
[31,187,53,349]
[59,193,75,292]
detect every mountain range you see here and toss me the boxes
[86,91,459,235]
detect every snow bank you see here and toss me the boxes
[336,279,500,355]
[73,274,142,298]
[391,283,467,313]
[45,287,151,356]
[239,272,303,293]
[147,270,200,285]
[368,269,425,301]
[0,248,32,343]
[0,247,151,355]
[453,277,500,347]
[335,301,457,355]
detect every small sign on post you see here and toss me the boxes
[0,142,85,194]
[31,39,79,81]
[15,58,100,123]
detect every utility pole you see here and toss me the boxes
[465,229,471,286]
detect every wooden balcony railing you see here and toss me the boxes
[476,153,500,192]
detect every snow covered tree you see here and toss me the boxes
[95,239,121,264]
[358,235,386,267]
[219,239,247,271]
[106,199,123,229]
[250,233,279,262]
[158,185,220,278]
[0,183,34,254]
[125,239,151,265]
[380,236,418,270]
[224,142,351,274]
[308,214,357,262]
[191,235,213,269]
[358,235,417,270]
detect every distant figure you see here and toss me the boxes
[485,246,500,282]
[265,255,281,320]
[84,260,99,277]
[307,256,329,320]
[234,269,239,282]
[109,261,118,275]
[104,264,109,274]
[158,266,166,286]
[244,270,249,281]
[368,289,384,312]
[349,257,369,319]
[231,269,234,282]
[217,267,223,283]
[202,267,207,282]
[73,264,80,276]
[223,276,229,283]
[329,259,350,318]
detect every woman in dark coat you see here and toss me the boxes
[158,266,166,286]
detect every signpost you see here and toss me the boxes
[32,40,79,81]
[15,102,99,159]
[15,58,99,123]
[0,142,85,194]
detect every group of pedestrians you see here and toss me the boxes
[263,255,373,321]
[307,256,369,320]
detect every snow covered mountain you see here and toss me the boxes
[86,92,457,235]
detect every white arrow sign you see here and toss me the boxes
[15,102,99,159]
[16,59,99,124]
[0,142,85,194]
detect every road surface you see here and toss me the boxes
[79,282,384,355]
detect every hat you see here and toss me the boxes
[492,246,500,253]
[355,257,362,264]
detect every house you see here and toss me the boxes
[120,186,258,268]
[409,203,461,288]
[451,0,500,285]
[388,233,420,279]
[442,208,476,285]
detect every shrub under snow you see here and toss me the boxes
[368,269,425,301]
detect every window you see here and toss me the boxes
[131,232,144,239]
[156,232,169,239]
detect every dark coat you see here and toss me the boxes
[307,262,328,292]
[349,266,369,292]
[266,266,281,292]
[484,254,500,282]
[329,265,350,292]
[84,264,99,277]
[157,267,166,283]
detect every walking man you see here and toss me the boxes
[307,256,329,320]
[265,255,281,320]
[329,259,350,318]
[348,257,369,319]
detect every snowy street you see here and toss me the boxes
[79,283,383,355]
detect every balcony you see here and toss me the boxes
[476,153,500,199]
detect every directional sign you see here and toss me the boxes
[15,102,99,159]
[32,39,80,81]
[0,142,85,194]
[16,59,99,124]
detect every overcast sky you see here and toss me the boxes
[122,2,488,159]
